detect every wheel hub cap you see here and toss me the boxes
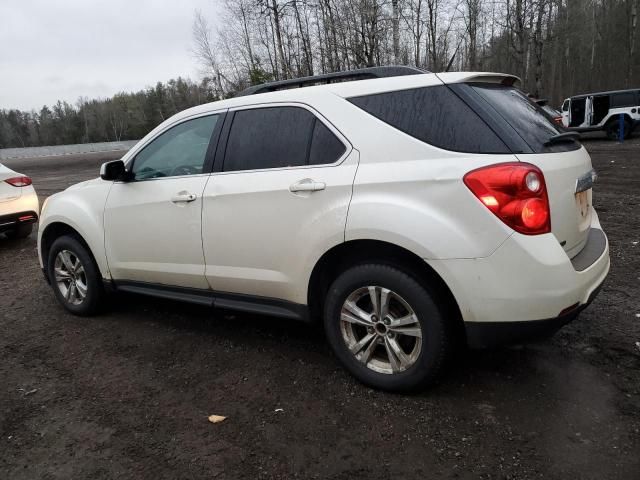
[53,250,87,306]
[374,322,388,335]
[340,286,423,375]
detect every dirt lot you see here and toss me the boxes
[1,138,639,479]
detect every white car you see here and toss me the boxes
[0,163,39,239]
[37,67,610,391]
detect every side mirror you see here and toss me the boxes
[100,160,129,181]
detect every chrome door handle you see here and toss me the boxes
[171,193,197,203]
[289,179,326,193]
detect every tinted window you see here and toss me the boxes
[309,120,346,165]
[470,84,578,153]
[348,86,509,154]
[224,107,315,171]
[132,115,218,180]
[610,92,638,108]
[561,100,569,112]
[541,105,560,118]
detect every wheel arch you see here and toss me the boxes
[307,239,464,336]
[604,112,633,128]
[40,221,106,282]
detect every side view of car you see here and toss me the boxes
[561,88,640,139]
[0,163,39,239]
[38,67,610,391]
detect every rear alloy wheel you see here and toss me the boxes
[47,235,105,316]
[324,264,449,392]
[340,286,422,374]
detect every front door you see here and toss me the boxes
[104,113,221,289]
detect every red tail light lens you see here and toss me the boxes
[4,176,32,187]
[464,162,551,235]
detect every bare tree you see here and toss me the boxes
[192,10,224,95]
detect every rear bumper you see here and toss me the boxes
[465,282,604,348]
[428,209,609,346]
[0,210,38,233]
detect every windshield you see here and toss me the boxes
[470,84,579,153]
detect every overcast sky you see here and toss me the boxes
[0,0,217,111]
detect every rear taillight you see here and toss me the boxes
[4,176,32,187]
[463,162,551,235]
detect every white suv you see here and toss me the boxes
[38,68,610,391]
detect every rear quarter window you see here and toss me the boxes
[348,86,510,154]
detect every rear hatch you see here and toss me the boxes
[0,163,22,203]
[443,76,593,258]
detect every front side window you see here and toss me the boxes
[223,106,346,172]
[132,115,218,180]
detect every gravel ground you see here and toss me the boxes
[1,138,639,479]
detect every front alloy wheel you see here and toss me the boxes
[54,250,88,305]
[341,286,422,374]
[47,235,105,316]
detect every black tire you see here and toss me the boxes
[5,223,33,239]
[606,118,632,140]
[323,263,449,392]
[47,235,105,316]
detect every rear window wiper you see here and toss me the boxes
[544,131,581,146]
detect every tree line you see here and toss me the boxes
[196,0,640,103]
[0,78,216,149]
[2,0,639,149]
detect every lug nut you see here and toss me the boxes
[388,332,394,339]
[367,327,374,334]
[383,318,390,325]
[371,315,378,322]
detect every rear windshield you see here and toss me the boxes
[469,84,578,153]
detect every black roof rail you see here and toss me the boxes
[235,65,429,97]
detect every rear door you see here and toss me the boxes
[201,104,357,303]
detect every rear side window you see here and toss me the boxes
[223,106,346,172]
[348,86,510,154]
[610,91,638,108]
[469,84,577,153]
[309,120,346,165]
